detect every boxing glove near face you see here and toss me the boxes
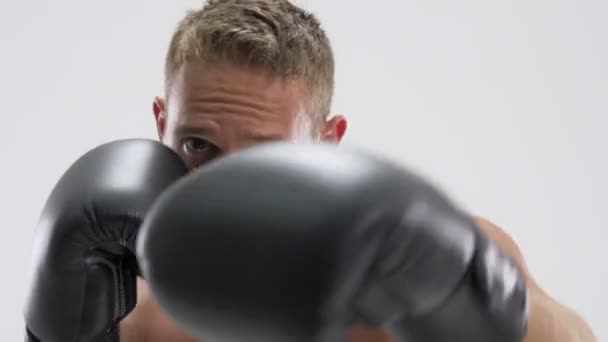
[24,139,187,342]
[138,142,527,342]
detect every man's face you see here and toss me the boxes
[154,62,346,170]
[148,63,390,341]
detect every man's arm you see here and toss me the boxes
[525,286,597,342]
[120,217,597,342]
[474,217,597,342]
[119,278,198,342]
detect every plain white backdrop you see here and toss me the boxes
[1,0,606,340]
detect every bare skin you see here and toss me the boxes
[119,62,596,342]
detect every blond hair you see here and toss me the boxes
[165,0,334,123]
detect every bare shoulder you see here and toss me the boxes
[471,216,533,282]
[471,216,520,251]
[472,216,597,342]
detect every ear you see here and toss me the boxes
[320,115,348,144]
[153,96,167,142]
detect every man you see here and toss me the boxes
[25,0,596,341]
[114,1,596,341]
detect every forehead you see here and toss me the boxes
[168,62,307,108]
[165,62,315,142]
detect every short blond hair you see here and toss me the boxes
[165,0,334,123]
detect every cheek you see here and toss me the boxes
[157,114,173,143]
[160,132,180,155]
[159,120,184,156]
[157,132,194,169]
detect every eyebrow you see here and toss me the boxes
[173,123,219,138]
[244,132,285,142]
[174,124,284,142]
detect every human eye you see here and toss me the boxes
[183,137,211,153]
[181,137,221,164]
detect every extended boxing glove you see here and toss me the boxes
[24,139,187,342]
[137,142,528,342]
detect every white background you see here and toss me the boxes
[1,0,606,340]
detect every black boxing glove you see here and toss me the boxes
[24,139,187,342]
[137,142,528,342]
